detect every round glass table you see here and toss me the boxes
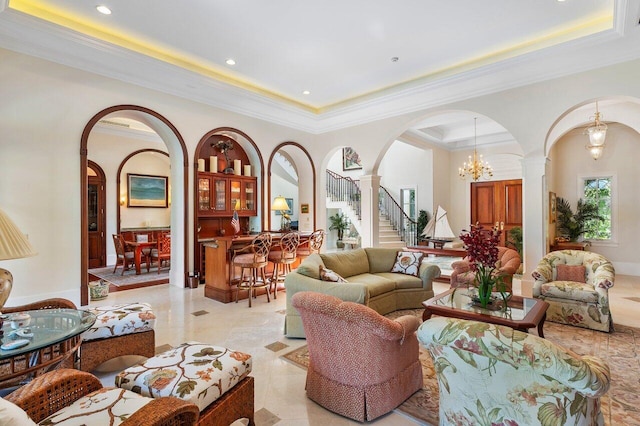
[0,308,96,388]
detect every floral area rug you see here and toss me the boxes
[89,266,169,288]
[281,309,639,426]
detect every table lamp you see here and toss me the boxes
[271,196,290,231]
[0,208,37,312]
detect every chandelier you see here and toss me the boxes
[584,101,607,160]
[458,117,493,181]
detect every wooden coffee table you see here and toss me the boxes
[422,288,549,337]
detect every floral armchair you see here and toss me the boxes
[291,291,423,422]
[532,250,614,332]
[450,246,521,292]
[418,317,611,426]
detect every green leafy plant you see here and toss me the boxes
[506,226,523,258]
[555,197,605,242]
[328,212,350,241]
[417,210,431,242]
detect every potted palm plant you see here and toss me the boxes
[329,212,350,249]
[555,197,604,242]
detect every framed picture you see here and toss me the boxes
[549,192,556,223]
[342,147,362,171]
[276,198,294,215]
[128,173,168,208]
[300,203,309,214]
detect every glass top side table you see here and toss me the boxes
[0,309,97,388]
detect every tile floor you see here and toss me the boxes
[88,274,640,425]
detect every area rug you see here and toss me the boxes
[281,310,639,426]
[88,266,169,287]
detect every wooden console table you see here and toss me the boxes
[406,246,466,258]
[550,241,590,252]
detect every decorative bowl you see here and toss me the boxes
[10,313,31,329]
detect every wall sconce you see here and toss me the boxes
[120,195,126,206]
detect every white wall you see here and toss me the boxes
[379,140,433,218]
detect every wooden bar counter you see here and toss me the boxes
[203,232,311,303]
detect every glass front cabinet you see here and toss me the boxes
[197,172,257,217]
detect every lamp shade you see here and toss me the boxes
[0,208,37,261]
[271,196,289,211]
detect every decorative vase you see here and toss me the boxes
[89,279,109,301]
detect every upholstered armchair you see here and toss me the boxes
[450,246,521,292]
[532,249,615,332]
[291,291,423,422]
[418,317,611,426]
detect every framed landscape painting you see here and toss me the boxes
[342,147,362,171]
[128,173,168,208]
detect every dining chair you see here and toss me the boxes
[112,234,135,275]
[233,232,272,307]
[135,232,153,272]
[151,232,171,274]
[268,231,300,299]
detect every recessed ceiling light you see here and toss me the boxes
[96,5,112,15]
[302,90,310,95]
[391,57,399,62]
[225,58,236,66]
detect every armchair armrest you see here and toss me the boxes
[451,259,470,273]
[125,397,199,426]
[5,369,103,423]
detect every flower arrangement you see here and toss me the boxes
[459,223,507,309]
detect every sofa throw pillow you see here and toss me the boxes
[556,264,586,283]
[319,265,348,283]
[0,397,37,426]
[390,251,424,277]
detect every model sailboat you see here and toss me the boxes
[421,206,456,243]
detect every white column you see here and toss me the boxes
[358,175,381,248]
[520,155,549,297]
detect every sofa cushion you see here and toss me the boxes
[82,302,155,341]
[0,397,37,426]
[295,254,324,279]
[365,247,402,273]
[556,264,586,283]
[321,249,369,278]
[319,265,348,283]
[541,281,599,303]
[390,251,424,277]
[375,272,423,289]
[116,343,252,412]
[347,273,396,297]
[40,388,152,426]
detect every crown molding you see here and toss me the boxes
[2,5,640,134]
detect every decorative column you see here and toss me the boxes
[520,155,549,297]
[358,175,381,248]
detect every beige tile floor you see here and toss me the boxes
[88,274,640,425]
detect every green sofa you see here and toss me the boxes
[284,247,440,338]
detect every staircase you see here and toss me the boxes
[325,170,416,248]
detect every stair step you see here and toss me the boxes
[377,241,406,249]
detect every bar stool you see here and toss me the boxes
[296,229,325,260]
[268,231,300,299]
[233,232,272,307]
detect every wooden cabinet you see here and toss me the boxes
[471,179,522,246]
[197,172,256,216]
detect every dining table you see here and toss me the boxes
[125,240,156,274]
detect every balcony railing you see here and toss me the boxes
[326,170,361,219]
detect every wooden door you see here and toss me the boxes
[471,179,522,246]
[87,162,106,268]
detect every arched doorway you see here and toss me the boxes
[267,142,317,233]
[80,105,188,306]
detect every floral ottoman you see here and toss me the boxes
[115,342,255,426]
[80,302,156,372]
